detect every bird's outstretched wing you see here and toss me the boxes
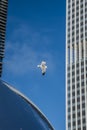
[37,65,39,67]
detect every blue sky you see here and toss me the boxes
[2,0,66,130]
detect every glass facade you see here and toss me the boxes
[0,0,8,77]
[66,0,87,130]
[0,80,54,130]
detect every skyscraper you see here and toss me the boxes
[0,0,8,77]
[66,0,87,130]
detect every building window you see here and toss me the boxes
[82,110,85,116]
[68,107,71,112]
[83,126,86,130]
[85,1,87,4]
[78,128,81,130]
[85,26,87,30]
[76,6,79,11]
[76,1,79,5]
[82,118,86,124]
[76,35,79,40]
[81,68,84,73]
[77,70,79,74]
[85,8,87,13]
[68,21,70,26]
[81,81,84,86]
[68,86,70,91]
[76,30,79,34]
[73,113,75,118]
[72,91,75,96]
[68,122,71,128]
[82,88,85,94]
[68,46,70,63]
[77,76,79,81]
[81,15,83,21]
[76,12,79,17]
[81,43,84,59]
[72,21,75,26]
[81,27,83,32]
[72,14,75,19]
[72,98,75,104]
[77,83,80,88]
[68,10,70,15]
[77,97,80,102]
[72,106,75,111]
[85,20,87,25]
[72,65,75,69]
[68,5,71,9]
[82,95,85,101]
[72,8,75,13]
[68,79,70,84]
[73,121,76,126]
[72,31,74,36]
[78,120,81,125]
[81,34,83,39]
[76,63,79,67]
[80,0,83,2]
[77,112,80,118]
[77,104,80,110]
[68,27,70,32]
[72,26,75,30]
[80,4,83,8]
[68,73,70,77]
[72,44,75,62]
[68,66,70,71]
[68,115,71,120]
[77,90,80,95]
[85,32,87,37]
[68,100,70,105]
[80,10,83,14]
[72,78,75,82]
[68,93,70,98]
[72,71,75,76]
[68,33,70,38]
[76,43,79,61]
[86,15,87,20]
[81,75,84,80]
[82,103,85,108]
[72,3,75,7]
[72,85,75,90]
[76,24,79,28]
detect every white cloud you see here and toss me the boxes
[4,24,56,75]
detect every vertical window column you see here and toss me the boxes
[86,42,87,58]
[81,42,84,59]
[72,44,75,63]
[68,45,70,64]
[76,43,79,61]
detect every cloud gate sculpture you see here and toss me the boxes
[0,80,54,130]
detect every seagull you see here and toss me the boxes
[37,61,47,75]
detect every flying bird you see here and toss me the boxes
[37,61,47,75]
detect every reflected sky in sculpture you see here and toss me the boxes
[0,80,54,130]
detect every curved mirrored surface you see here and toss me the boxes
[0,80,54,130]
